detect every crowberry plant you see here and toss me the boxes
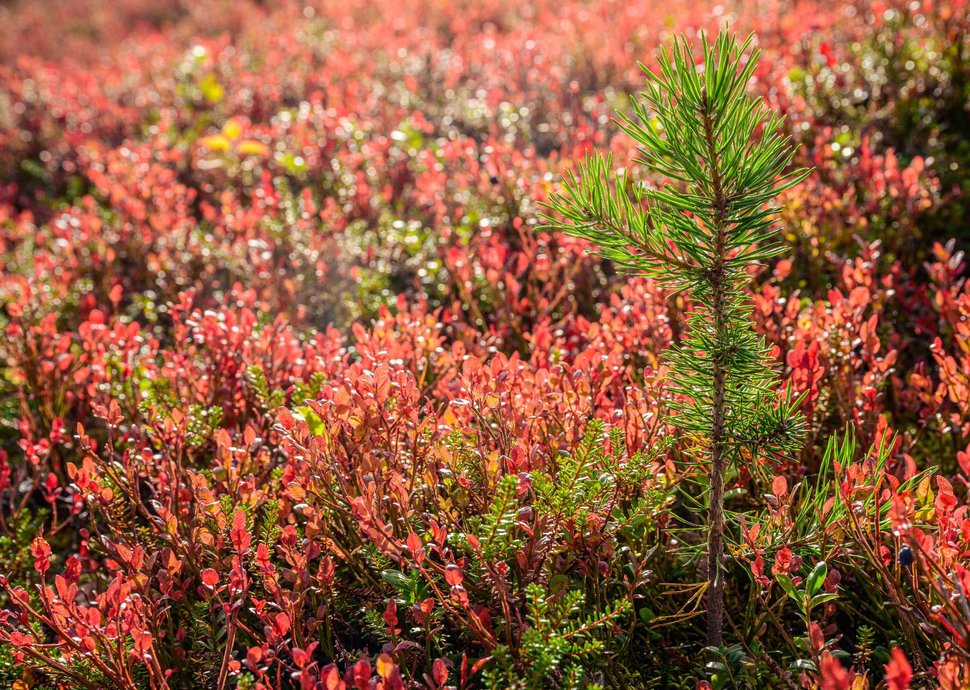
[543,32,809,652]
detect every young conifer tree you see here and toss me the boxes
[542,32,809,650]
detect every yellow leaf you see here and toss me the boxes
[486,450,500,474]
[238,140,270,157]
[199,73,224,103]
[199,134,231,153]
[222,118,243,141]
[484,393,500,409]
[376,653,395,679]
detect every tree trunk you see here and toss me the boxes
[701,86,728,653]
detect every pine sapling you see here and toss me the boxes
[541,32,809,651]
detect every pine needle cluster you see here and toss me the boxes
[541,31,809,652]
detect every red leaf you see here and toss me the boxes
[292,646,310,669]
[230,509,252,553]
[771,475,788,499]
[30,538,51,574]
[322,664,343,690]
[273,612,291,637]
[432,658,448,686]
[819,651,853,690]
[444,564,462,586]
[885,648,913,690]
[133,630,153,651]
[406,532,422,553]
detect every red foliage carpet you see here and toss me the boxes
[0,1,969,688]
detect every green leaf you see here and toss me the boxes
[806,561,828,596]
[381,570,411,591]
[811,592,839,607]
[775,573,798,602]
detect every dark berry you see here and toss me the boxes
[898,545,914,567]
